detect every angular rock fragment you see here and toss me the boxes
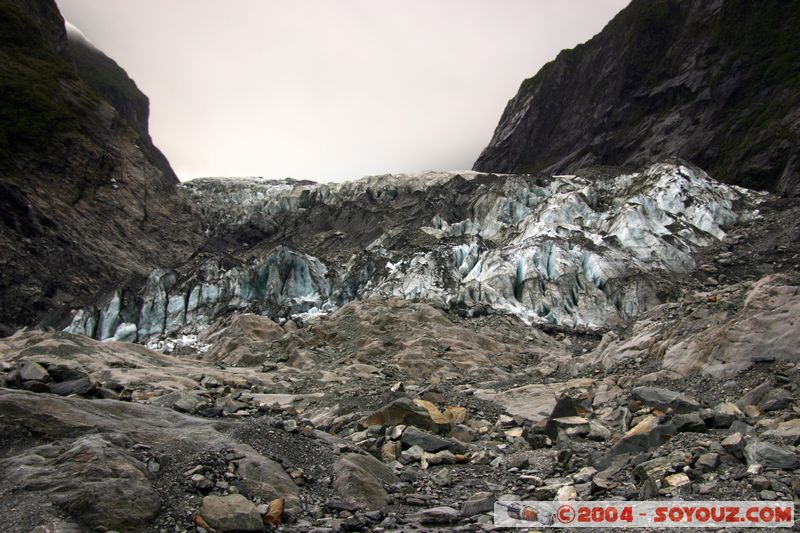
[199,494,263,532]
[673,412,708,433]
[417,506,460,525]
[721,432,745,459]
[19,361,50,382]
[361,398,438,432]
[602,415,676,462]
[759,388,793,412]
[545,415,591,439]
[150,390,210,414]
[231,444,301,512]
[744,440,800,471]
[461,492,496,517]
[710,402,744,429]
[51,377,96,397]
[631,387,699,413]
[333,453,399,509]
[633,451,689,483]
[735,381,773,410]
[695,452,721,472]
[763,419,800,445]
[401,426,461,453]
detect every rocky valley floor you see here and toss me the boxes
[1,191,799,532]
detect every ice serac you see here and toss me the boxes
[65,161,761,343]
[67,246,332,341]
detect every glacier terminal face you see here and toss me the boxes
[65,161,763,343]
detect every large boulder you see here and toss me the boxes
[631,387,699,414]
[598,415,676,469]
[744,440,800,470]
[401,426,458,452]
[198,494,263,532]
[230,444,301,512]
[361,398,439,431]
[333,453,399,509]
[1,434,160,532]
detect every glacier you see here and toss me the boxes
[65,161,763,343]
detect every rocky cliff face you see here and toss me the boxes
[0,0,202,330]
[473,0,800,198]
[66,25,179,183]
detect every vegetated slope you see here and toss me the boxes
[473,0,800,197]
[0,0,202,331]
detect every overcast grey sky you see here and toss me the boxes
[56,1,629,182]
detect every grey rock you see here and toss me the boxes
[600,415,676,466]
[150,390,210,414]
[751,476,772,490]
[728,419,756,436]
[639,478,659,499]
[418,506,460,525]
[506,453,530,470]
[400,445,425,464]
[631,387,699,414]
[46,363,89,383]
[744,440,800,470]
[2,434,160,532]
[201,375,222,389]
[587,420,612,441]
[759,388,793,412]
[461,492,496,517]
[736,381,773,409]
[401,426,455,452]
[633,451,688,483]
[22,380,51,393]
[0,389,308,530]
[695,452,721,472]
[191,474,214,491]
[673,412,708,433]
[762,419,800,445]
[232,444,301,512]
[19,361,50,382]
[430,468,453,487]
[51,378,96,397]
[361,398,438,432]
[549,395,583,418]
[721,432,745,459]
[710,402,744,429]
[333,453,399,509]
[199,494,263,532]
[217,395,247,415]
[422,449,456,466]
[545,416,591,439]
[324,500,359,512]
[450,424,477,443]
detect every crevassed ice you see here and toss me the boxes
[66,162,764,344]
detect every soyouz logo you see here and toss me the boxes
[494,501,794,528]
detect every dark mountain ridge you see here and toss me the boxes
[473,0,800,197]
[0,0,202,330]
[66,26,179,183]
